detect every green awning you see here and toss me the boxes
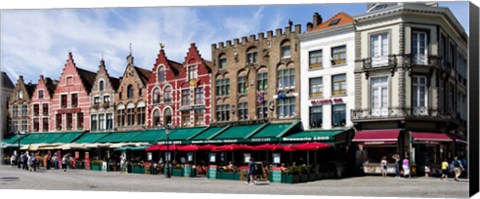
[51,132,83,144]
[113,145,148,151]
[19,133,47,145]
[127,129,165,143]
[213,124,263,140]
[1,134,22,144]
[109,131,143,142]
[74,132,110,144]
[34,133,64,144]
[252,123,293,138]
[281,130,344,142]
[97,132,128,143]
[158,127,206,141]
[190,127,224,141]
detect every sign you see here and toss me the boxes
[187,152,193,162]
[273,153,281,164]
[281,136,331,142]
[311,98,343,105]
[209,153,216,163]
[147,152,152,161]
[271,169,283,183]
[243,153,251,163]
[184,164,192,177]
[122,151,127,160]
[208,165,217,179]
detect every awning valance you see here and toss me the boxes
[352,129,401,142]
[412,132,452,142]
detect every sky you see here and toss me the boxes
[0,1,470,85]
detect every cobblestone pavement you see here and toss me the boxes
[0,165,469,198]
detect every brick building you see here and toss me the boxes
[210,25,302,125]
[115,54,151,132]
[89,59,120,132]
[30,75,58,133]
[146,43,212,128]
[8,76,36,133]
[50,52,96,132]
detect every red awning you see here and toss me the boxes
[361,141,397,146]
[145,144,179,151]
[252,144,286,151]
[412,132,452,142]
[177,144,215,151]
[352,129,401,142]
[291,142,332,150]
[211,144,253,152]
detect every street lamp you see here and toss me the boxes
[165,124,171,178]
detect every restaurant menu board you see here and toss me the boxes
[271,169,282,183]
[147,152,152,161]
[273,153,281,164]
[209,153,216,163]
[187,152,193,162]
[208,165,217,179]
[243,153,251,163]
[184,164,192,177]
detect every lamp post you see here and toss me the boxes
[165,124,171,178]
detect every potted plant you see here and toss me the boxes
[299,165,310,182]
[284,166,300,184]
[131,162,145,174]
[90,160,103,171]
[222,167,237,180]
[172,164,184,176]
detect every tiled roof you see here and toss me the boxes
[2,72,14,89]
[109,76,120,90]
[167,60,183,76]
[25,83,37,98]
[134,66,152,86]
[76,67,97,93]
[203,60,213,73]
[44,77,59,97]
[309,12,354,32]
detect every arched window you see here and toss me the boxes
[99,80,104,91]
[257,67,268,91]
[18,90,23,99]
[238,70,248,94]
[164,108,172,125]
[153,109,161,127]
[153,88,160,104]
[246,47,258,64]
[218,54,227,69]
[280,40,291,58]
[164,85,172,103]
[158,66,165,82]
[127,85,134,99]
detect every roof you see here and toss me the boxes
[203,60,213,73]
[134,66,152,86]
[309,12,354,32]
[25,83,37,98]
[2,72,14,89]
[44,77,59,97]
[77,67,97,93]
[167,60,183,76]
[109,76,120,90]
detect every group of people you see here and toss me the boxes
[380,154,465,181]
[9,151,74,172]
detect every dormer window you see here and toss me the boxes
[99,80,104,91]
[18,90,23,99]
[158,66,165,83]
[188,65,198,80]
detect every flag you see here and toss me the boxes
[257,91,264,105]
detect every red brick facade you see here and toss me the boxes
[30,75,58,133]
[146,43,212,128]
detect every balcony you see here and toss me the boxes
[362,55,396,70]
[352,107,444,121]
[408,54,438,67]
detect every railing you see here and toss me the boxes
[362,55,396,69]
[332,90,347,96]
[408,54,438,66]
[352,107,444,120]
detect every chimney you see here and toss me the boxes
[307,22,313,32]
[313,12,322,26]
[40,75,44,82]
[19,75,23,81]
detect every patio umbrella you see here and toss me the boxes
[211,144,253,152]
[145,144,179,151]
[252,143,286,151]
[291,142,332,166]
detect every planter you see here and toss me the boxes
[90,164,102,171]
[222,172,236,180]
[172,169,184,176]
[131,165,145,174]
[284,174,301,184]
[216,171,223,179]
[184,165,195,177]
[308,173,316,181]
[234,172,240,180]
[300,174,309,182]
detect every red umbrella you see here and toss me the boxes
[211,144,253,152]
[177,144,215,151]
[252,144,286,151]
[145,144,179,151]
[282,144,296,152]
[291,142,331,150]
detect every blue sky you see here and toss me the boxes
[0,2,469,84]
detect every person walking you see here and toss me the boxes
[62,155,68,172]
[392,153,401,178]
[22,152,28,170]
[10,153,16,168]
[380,156,388,177]
[247,158,255,185]
[441,159,449,180]
[402,156,410,178]
[120,155,127,174]
[52,155,58,169]
[424,156,431,177]
[27,154,34,172]
[451,156,464,182]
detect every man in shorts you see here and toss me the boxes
[451,156,464,181]
[441,159,449,180]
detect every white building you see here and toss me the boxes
[300,12,355,131]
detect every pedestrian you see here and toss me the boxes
[247,158,255,185]
[380,156,388,177]
[10,153,16,168]
[424,156,431,177]
[52,155,58,169]
[120,155,127,174]
[62,155,68,172]
[27,154,34,172]
[451,156,464,182]
[402,156,410,178]
[22,152,28,170]
[441,159,449,180]
[392,153,401,178]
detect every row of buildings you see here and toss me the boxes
[1,2,468,174]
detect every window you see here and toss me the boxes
[238,102,248,120]
[127,85,134,99]
[117,109,125,127]
[103,95,110,103]
[412,76,428,115]
[219,54,227,69]
[56,114,62,130]
[257,72,268,91]
[277,96,295,118]
[371,76,388,116]
[66,113,73,130]
[329,18,341,26]
[61,95,67,108]
[331,45,347,65]
[449,43,455,66]
[91,115,97,131]
[21,120,27,132]
[66,76,73,85]
[281,45,291,58]
[309,77,323,98]
[71,93,78,107]
[153,109,161,127]
[309,50,323,69]
[153,88,161,104]
[277,68,295,89]
[164,108,172,125]
[12,105,18,117]
[12,121,18,132]
[216,104,230,121]
[188,65,198,80]
[21,104,27,116]
[257,100,268,120]
[139,88,143,97]
[238,76,248,94]
[332,74,347,96]
[309,106,323,128]
[94,97,100,105]
[332,104,346,127]
[440,35,447,65]
[33,104,39,116]
[106,113,113,130]
[127,108,134,126]
[194,87,204,104]
[412,31,427,64]
[42,118,48,132]
[181,89,190,105]
[78,112,84,130]
[119,92,122,100]
[138,107,145,125]
[158,66,165,83]
[18,90,23,99]
[247,50,257,64]
[370,33,388,57]
[38,90,44,99]
[42,104,48,116]
[181,111,191,127]
[164,86,172,104]
[194,109,205,126]
[99,80,104,91]
[99,114,105,130]
[33,118,39,132]
[216,78,230,96]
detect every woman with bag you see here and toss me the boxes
[380,156,388,177]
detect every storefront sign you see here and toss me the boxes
[147,152,152,161]
[187,152,193,162]
[208,165,217,179]
[179,106,193,111]
[281,136,331,142]
[251,138,272,142]
[184,164,192,177]
[311,98,343,105]
[271,168,282,183]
